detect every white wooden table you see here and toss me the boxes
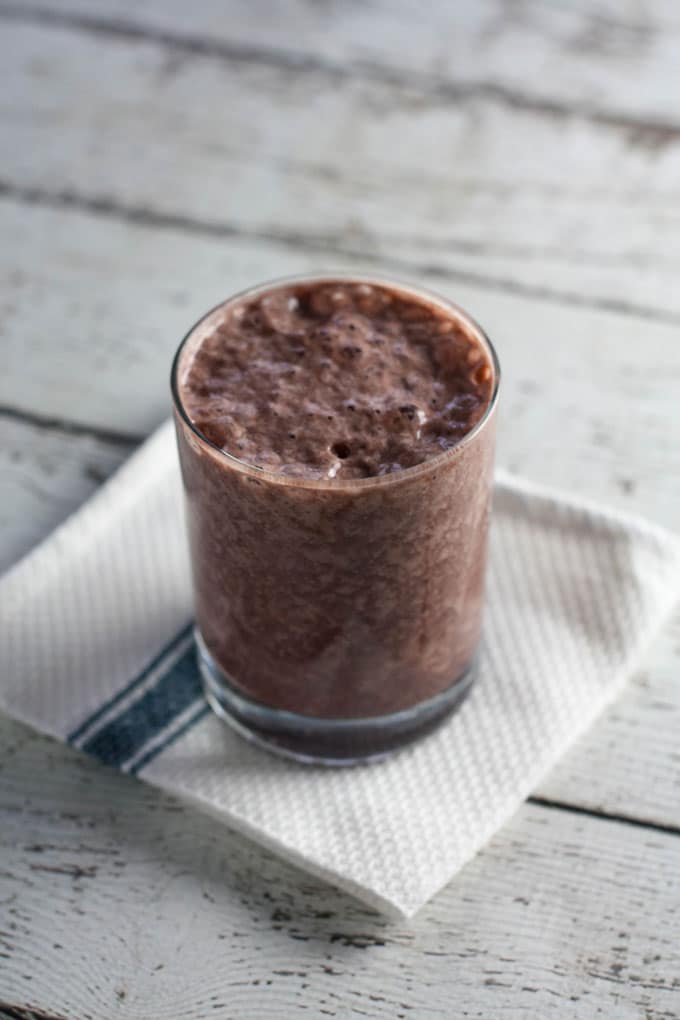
[1,2,679,1016]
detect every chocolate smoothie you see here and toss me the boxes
[172,276,499,762]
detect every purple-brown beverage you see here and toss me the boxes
[172,276,499,763]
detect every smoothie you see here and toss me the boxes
[172,277,499,761]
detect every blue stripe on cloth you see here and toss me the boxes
[68,622,193,744]
[80,642,203,769]
[130,702,211,775]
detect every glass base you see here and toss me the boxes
[196,630,476,766]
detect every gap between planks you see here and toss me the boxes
[0,404,144,448]
[2,182,679,329]
[527,797,680,840]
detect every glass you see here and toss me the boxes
[171,275,500,764]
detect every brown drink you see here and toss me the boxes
[172,276,499,763]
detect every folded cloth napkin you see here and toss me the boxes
[1,421,679,918]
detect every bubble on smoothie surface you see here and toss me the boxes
[180,281,495,480]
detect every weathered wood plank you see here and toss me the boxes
[2,199,679,533]
[539,601,680,827]
[0,717,678,1018]
[0,198,323,434]
[2,20,680,319]
[9,0,680,125]
[0,415,130,573]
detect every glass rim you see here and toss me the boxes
[170,272,501,491]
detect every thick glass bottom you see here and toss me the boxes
[196,630,476,765]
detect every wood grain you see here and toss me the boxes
[8,0,680,124]
[537,601,680,828]
[1,716,679,1018]
[1,18,680,322]
[0,415,130,574]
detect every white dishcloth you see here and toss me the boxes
[1,421,678,918]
